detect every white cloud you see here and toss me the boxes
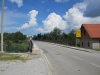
[63,2,100,31]
[9,0,23,7]
[0,10,28,32]
[18,23,29,29]
[0,10,26,26]
[0,10,38,32]
[38,12,67,33]
[55,0,69,2]
[17,10,38,30]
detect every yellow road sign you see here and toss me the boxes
[76,30,81,38]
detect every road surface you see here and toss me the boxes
[34,41,100,75]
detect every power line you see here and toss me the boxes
[24,0,50,14]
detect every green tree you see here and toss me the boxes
[37,33,42,40]
[33,28,76,46]
[50,27,61,40]
[68,30,76,45]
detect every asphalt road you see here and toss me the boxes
[34,41,100,75]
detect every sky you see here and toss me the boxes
[0,0,100,35]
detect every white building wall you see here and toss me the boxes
[80,39,92,49]
[80,39,100,49]
[92,39,100,49]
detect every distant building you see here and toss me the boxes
[80,24,100,49]
[27,34,34,38]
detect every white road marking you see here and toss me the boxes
[90,63,100,68]
[52,48,66,54]
[73,56,83,60]
[40,49,53,69]
[40,49,54,74]
[53,47,100,68]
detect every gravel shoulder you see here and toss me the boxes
[0,53,51,75]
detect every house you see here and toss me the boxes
[80,24,100,49]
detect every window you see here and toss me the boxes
[82,42,83,46]
[88,42,90,47]
[84,30,86,35]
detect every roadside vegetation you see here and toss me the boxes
[0,52,29,62]
[33,27,77,46]
[0,31,29,53]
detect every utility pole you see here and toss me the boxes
[1,0,4,52]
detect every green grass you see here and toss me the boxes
[0,52,29,62]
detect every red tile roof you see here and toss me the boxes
[81,24,100,38]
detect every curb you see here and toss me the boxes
[32,43,53,75]
[40,49,53,75]
[46,42,93,53]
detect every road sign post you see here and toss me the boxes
[76,30,81,47]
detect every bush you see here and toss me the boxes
[5,41,29,53]
[16,43,28,52]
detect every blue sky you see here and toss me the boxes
[0,0,100,35]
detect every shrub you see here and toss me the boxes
[5,41,29,53]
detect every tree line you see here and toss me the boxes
[0,31,28,52]
[33,27,76,46]
[0,31,27,44]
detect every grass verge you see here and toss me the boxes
[0,52,29,62]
